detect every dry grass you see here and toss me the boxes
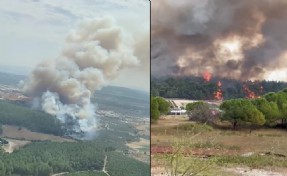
[151,115,287,175]
[127,138,150,150]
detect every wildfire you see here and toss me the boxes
[243,83,261,99]
[214,81,223,100]
[203,71,212,82]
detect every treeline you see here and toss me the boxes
[151,77,287,100]
[0,100,64,136]
[0,141,149,176]
[219,89,287,129]
[151,96,170,122]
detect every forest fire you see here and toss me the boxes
[203,71,212,82]
[214,81,223,100]
[243,83,261,99]
[202,72,223,100]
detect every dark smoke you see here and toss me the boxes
[151,0,287,81]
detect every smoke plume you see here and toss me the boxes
[152,0,287,81]
[23,16,140,132]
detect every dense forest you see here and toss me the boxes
[151,77,287,100]
[0,141,149,176]
[93,86,150,117]
[0,100,64,135]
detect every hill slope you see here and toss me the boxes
[0,71,26,86]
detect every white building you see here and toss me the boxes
[170,108,187,115]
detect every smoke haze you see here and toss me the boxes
[23,16,142,131]
[151,0,287,81]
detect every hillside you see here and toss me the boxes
[0,71,26,86]
[0,100,64,135]
[152,76,287,100]
[93,86,150,117]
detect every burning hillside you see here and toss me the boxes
[151,76,287,100]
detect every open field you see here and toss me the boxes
[151,116,287,176]
[1,125,75,142]
[1,125,75,153]
[2,138,30,153]
[127,138,150,150]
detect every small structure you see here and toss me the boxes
[169,108,187,115]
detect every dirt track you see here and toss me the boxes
[2,138,30,153]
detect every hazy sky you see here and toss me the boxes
[0,0,150,91]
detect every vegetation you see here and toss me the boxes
[251,98,280,125]
[0,141,149,176]
[152,117,287,175]
[218,89,287,129]
[0,100,64,135]
[186,102,215,123]
[93,86,149,117]
[151,96,170,122]
[151,97,160,122]
[220,99,265,129]
[175,123,213,134]
[185,101,205,111]
[151,77,287,100]
[155,97,170,115]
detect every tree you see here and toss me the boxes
[220,99,265,129]
[151,96,160,122]
[186,101,205,111]
[155,97,170,115]
[251,98,281,125]
[186,102,214,123]
[264,92,287,126]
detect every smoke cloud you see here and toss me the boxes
[152,0,287,81]
[23,16,140,132]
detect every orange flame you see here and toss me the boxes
[243,83,260,99]
[203,71,212,82]
[214,81,223,100]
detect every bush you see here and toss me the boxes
[186,102,215,123]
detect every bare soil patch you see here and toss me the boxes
[2,138,30,153]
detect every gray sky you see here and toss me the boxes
[0,0,150,91]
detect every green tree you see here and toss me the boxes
[264,92,287,126]
[151,96,160,122]
[220,99,265,129]
[155,97,170,115]
[251,98,280,125]
[186,101,205,111]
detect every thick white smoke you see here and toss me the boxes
[23,16,140,132]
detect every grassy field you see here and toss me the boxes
[151,115,287,176]
[1,125,75,153]
[1,125,75,142]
